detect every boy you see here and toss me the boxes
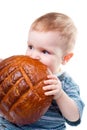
[0,12,84,130]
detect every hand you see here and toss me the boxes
[43,74,63,100]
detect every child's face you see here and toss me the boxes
[26,31,64,74]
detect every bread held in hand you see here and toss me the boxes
[0,55,52,125]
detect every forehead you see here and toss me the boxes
[28,31,63,47]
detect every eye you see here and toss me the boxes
[28,45,33,50]
[42,50,50,54]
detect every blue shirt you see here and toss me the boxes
[0,72,84,130]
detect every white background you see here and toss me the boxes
[0,0,87,129]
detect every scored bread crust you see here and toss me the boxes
[0,55,52,125]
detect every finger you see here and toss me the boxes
[43,85,57,91]
[44,79,58,85]
[47,74,58,79]
[44,89,58,96]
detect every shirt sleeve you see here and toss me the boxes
[59,72,85,126]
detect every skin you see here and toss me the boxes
[0,59,2,62]
[26,30,80,122]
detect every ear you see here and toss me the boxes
[62,53,74,65]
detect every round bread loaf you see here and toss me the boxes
[0,55,52,125]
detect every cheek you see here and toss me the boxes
[40,57,51,66]
[41,57,55,71]
[25,49,29,55]
[26,49,31,57]
[46,57,61,73]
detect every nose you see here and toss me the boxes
[33,55,40,60]
[31,51,41,60]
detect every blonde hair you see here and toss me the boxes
[30,12,77,53]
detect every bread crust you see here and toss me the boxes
[0,55,52,125]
